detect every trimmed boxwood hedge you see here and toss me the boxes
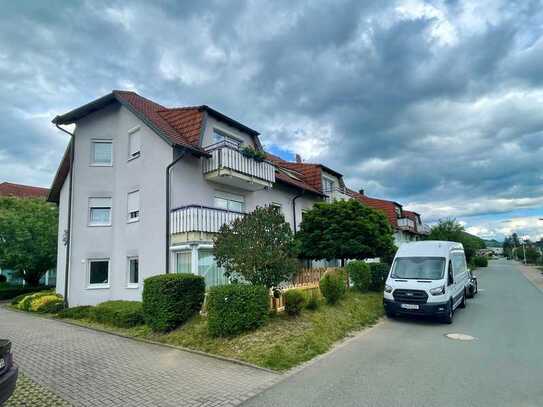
[92,301,144,328]
[142,273,205,332]
[368,263,390,291]
[207,284,269,337]
[320,270,346,304]
[56,305,93,320]
[347,261,371,292]
[284,289,306,316]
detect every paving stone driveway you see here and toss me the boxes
[0,307,278,407]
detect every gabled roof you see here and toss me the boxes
[0,182,49,199]
[347,189,400,228]
[266,153,324,195]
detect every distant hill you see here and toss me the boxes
[483,239,502,248]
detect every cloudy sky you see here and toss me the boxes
[1,0,542,241]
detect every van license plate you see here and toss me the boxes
[401,304,419,310]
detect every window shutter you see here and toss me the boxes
[89,197,112,208]
[127,191,139,213]
[129,130,141,158]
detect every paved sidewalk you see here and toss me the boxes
[0,307,277,407]
[517,262,543,292]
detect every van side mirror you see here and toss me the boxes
[448,271,454,285]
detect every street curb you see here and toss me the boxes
[1,305,279,375]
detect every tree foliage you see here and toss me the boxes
[296,200,396,264]
[427,218,485,262]
[213,206,298,289]
[0,197,58,286]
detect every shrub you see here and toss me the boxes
[320,270,346,304]
[17,290,56,311]
[0,275,6,283]
[284,289,306,316]
[57,306,93,320]
[368,263,390,291]
[92,301,144,328]
[305,290,321,310]
[347,261,371,292]
[472,256,488,268]
[31,295,65,313]
[143,273,205,332]
[0,285,49,301]
[207,284,269,337]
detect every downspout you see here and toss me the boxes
[165,149,187,274]
[55,124,75,307]
[292,190,305,235]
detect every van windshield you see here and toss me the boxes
[391,257,446,280]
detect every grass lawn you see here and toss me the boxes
[58,290,383,371]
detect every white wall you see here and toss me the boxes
[55,173,70,297]
[66,104,172,306]
[201,115,256,148]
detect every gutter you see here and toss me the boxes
[54,122,75,308]
[292,191,305,235]
[165,149,187,273]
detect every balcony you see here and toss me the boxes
[170,205,246,235]
[324,186,351,202]
[418,223,431,235]
[202,141,275,191]
[397,217,416,231]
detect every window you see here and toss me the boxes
[212,129,241,147]
[88,259,109,287]
[176,251,192,274]
[128,127,141,159]
[391,257,446,280]
[270,202,282,213]
[322,177,335,193]
[89,197,112,226]
[451,252,467,276]
[127,257,139,287]
[214,193,244,212]
[127,190,140,222]
[395,206,402,218]
[91,140,112,166]
[198,249,228,287]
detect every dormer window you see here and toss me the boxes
[322,177,335,194]
[395,206,402,218]
[212,129,241,148]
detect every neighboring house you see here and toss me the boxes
[348,189,430,246]
[47,91,328,306]
[0,182,57,286]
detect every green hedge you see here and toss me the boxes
[92,301,144,328]
[30,294,64,313]
[207,284,269,337]
[17,290,56,311]
[284,289,306,316]
[142,273,205,332]
[0,285,51,301]
[347,261,371,292]
[320,270,346,304]
[472,256,488,268]
[368,263,390,291]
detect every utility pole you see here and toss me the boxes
[522,241,527,264]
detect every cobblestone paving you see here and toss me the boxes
[0,307,278,407]
[5,372,72,407]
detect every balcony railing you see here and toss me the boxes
[170,205,246,234]
[324,186,351,202]
[418,223,431,235]
[202,141,275,186]
[397,217,416,231]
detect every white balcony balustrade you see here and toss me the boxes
[397,217,416,231]
[170,205,245,234]
[202,141,275,190]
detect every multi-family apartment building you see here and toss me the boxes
[48,90,429,306]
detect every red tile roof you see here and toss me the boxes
[347,189,400,228]
[0,182,49,199]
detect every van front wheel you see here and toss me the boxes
[442,300,454,324]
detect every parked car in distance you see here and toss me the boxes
[466,270,478,298]
[0,339,18,405]
[383,241,470,324]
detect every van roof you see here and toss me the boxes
[395,241,464,258]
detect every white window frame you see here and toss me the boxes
[90,139,113,166]
[271,202,282,211]
[127,256,139,288]
[212,128,242,148]
[128,126,141,161]
[88,197,112,227]
[127,190,140,223]
[214,190,245,213]
[87,258,110,289]
[322,176,335,194]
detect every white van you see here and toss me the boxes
[383,241,470,323]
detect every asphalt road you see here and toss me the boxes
[243,259,543,407]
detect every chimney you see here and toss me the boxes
[359,189,365,195]
[295,154,302,163]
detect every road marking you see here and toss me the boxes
[445,333,476,341]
